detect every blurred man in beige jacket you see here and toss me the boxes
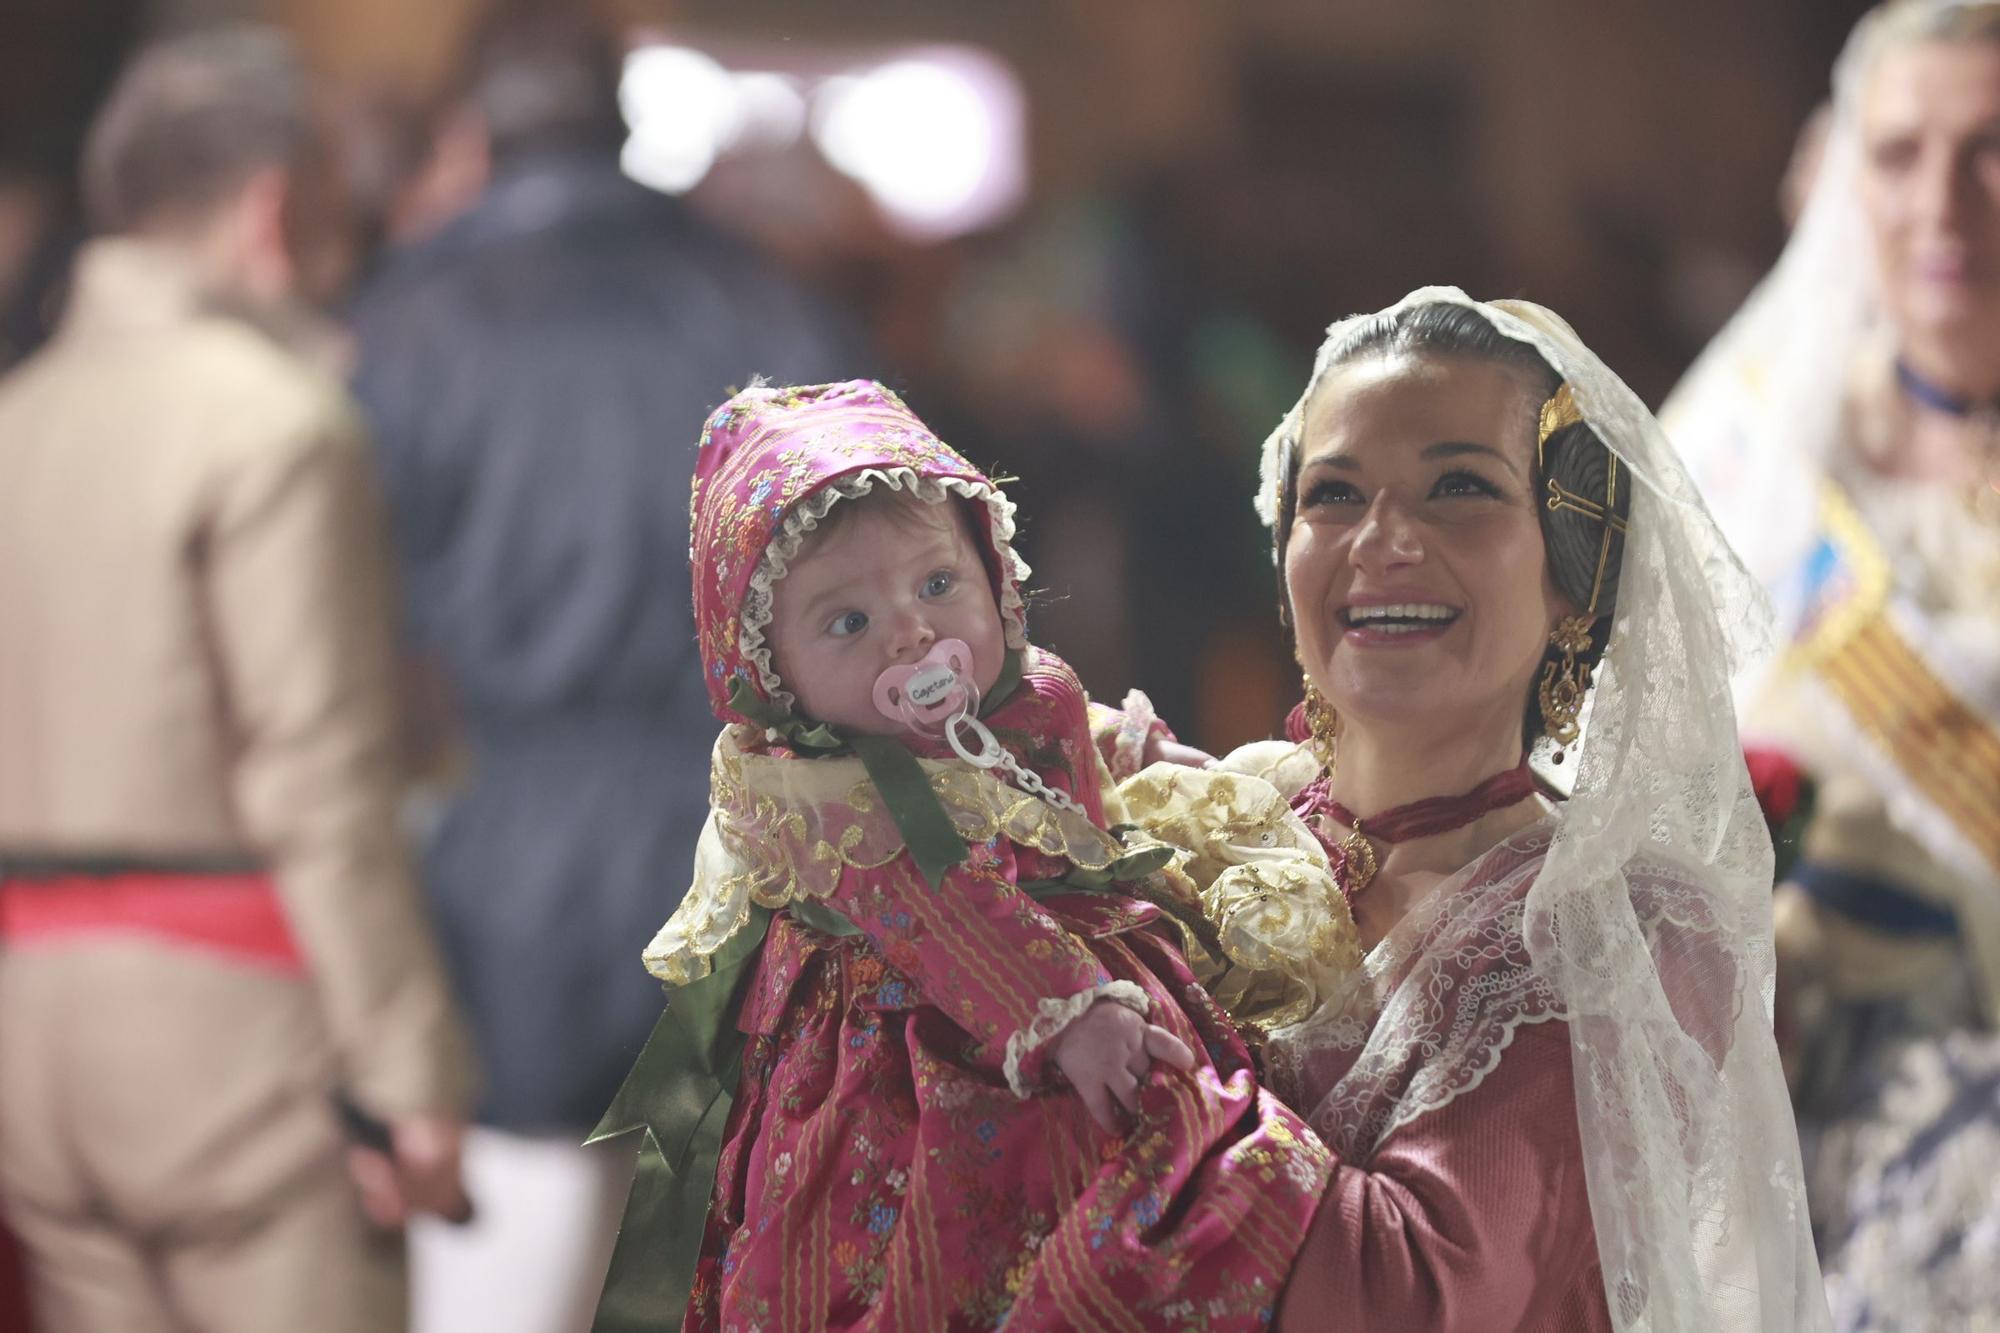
[0,28,474,1333]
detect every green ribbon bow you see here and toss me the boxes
[586,905,770,1333]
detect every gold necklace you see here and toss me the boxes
[1315,761,1536,904]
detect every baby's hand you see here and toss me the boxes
[1051,998,1197,1132]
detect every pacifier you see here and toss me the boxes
[872,638,980,732]
[873,638,1072,800]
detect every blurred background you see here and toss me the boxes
[0,0,1873,753]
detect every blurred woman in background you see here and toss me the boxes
[1665,2,2000,1326]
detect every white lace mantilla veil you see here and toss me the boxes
[1251,288,1831,1331]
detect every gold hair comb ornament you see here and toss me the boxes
[1534,377,1623,758]
[1537,382,1585,450]
[1536,382,1626,616]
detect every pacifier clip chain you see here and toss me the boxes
[944,711,1084,815]
[873,638,1084,817]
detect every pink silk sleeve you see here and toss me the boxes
[1279,1016,1611,1332]
[824,844,1127,1090]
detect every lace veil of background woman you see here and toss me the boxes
[1663,2,2000,1325]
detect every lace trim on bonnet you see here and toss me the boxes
[737,466,1032,717]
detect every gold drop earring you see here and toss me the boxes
[1299,672,1380,897]
[1538,616,1595,763]
[1301,674,1341,774]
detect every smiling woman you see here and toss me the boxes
[1226,289,1827,1332]
[1271,304,1631,843]
[1288,354,1559,742]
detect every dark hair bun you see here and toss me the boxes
[1537,420,1627,622]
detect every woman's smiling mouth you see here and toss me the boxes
[1339,601,1461,636]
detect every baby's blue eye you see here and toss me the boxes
[828,610,869,637]
[922,571,954,598]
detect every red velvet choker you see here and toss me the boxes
[1298,759,1538,902]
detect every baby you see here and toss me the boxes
[598,380,1335,1332]
[761,478,1212,1123]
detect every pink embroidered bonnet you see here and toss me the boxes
[689,379,1031,727]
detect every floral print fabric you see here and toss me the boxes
[683,654,1331,1331]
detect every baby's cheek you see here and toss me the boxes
[977,654,1005,697]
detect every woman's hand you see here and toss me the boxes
[1052,998,1197,1132]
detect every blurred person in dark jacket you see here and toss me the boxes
[346,5,853,1329]
[0,27,475,1333]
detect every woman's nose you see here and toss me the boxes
[1349,493,1424,571]
[1911,144,1970,232]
